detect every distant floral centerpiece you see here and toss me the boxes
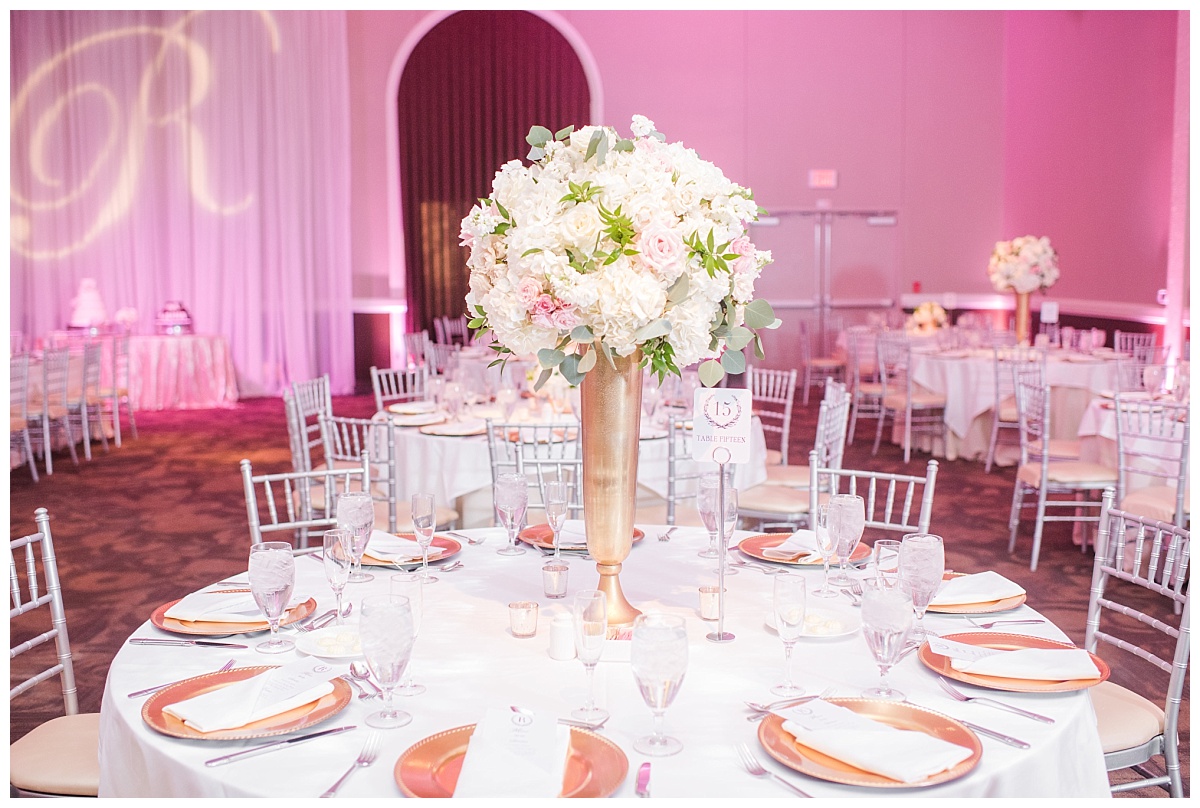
[906,301,947,336]
[987,235,1059,294]
[460,115,778,388]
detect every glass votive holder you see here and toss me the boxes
[542,561,569,599]
[698,585,725,621]
[508,601,539,638]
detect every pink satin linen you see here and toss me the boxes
[129,335,238,411]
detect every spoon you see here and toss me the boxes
[436,561,464,572]
[349,662,384,698]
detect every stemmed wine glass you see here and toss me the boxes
[827,494,865,587]
[810,504,838,598]
[899,533,945,638]
[248,541,295,654]
[494,472,528,556]
[336,491,375,583]
[1174,363,1190,403]
[322,528,352,625]
[872,539,902,589]
[427,377,445,411]
[1143,365,1165,398]
[544,480,569,561]
[358,594,416,728]
[771,573,807,696]
[631,613,688,757]
[697,471,736,562]
[572,590,609,723]
[411,493,438,583]
[390,572,426,696]
[444,382,464,421]
[860,578,913,700]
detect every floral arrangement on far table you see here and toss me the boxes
[460,114,778,388]
[987,235,1059,294]
[906,301,947,336]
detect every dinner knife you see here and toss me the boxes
[204,725,357,767]
[959,720,1030,749]
[128,638,249,649]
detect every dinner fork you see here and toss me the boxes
[446,530,485,546]
[320,732,380,798]
[127,658,236,698]
[745,686,836,720]
[658,526,678,542]
[938,678,1055,724]
[735,743,811,798]
[967,618,1046,630]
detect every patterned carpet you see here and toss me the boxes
[9,392,1187,797]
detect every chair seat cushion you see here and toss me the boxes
[738,484,810,516]
[763,465,812,488]
[765,448,784,466]
[1121,485,1189,523]
[1092,680,1165,755]
[997,395,1019,422]
[633,500,707,528]
[1028,438,1082,460]
[11,415,29,430]
[883,391,946,410]
[1017,461,1118,487]
[9,712,101,796]
[855,382,883,396]
[809,358,845,369]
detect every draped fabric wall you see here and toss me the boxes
[10,10,355,396]
[397,10,591,335]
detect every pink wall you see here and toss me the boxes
[1002,11,1178,305]
[345,10,1180,307]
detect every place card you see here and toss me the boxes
[691,387,752,464]
[453,707,571,797]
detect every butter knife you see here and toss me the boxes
[129,638,249,649]
[635,762,651,798]
[204,725,357,766]
[959,720,1030,749]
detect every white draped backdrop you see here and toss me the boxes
[10,10,355,396]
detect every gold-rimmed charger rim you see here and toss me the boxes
[394,723,629,798]
[757,698,982,789]
[517,524,645,549]
[918,632,1111,692]
[418,422,487,437]
[150,593,317,636]
[738,534,870,566]
[924,571,1028,614]
[362,534,462,567]
[141,666,352,741]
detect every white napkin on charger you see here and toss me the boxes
[555,520,589,548]
[928,571,1026,607]
[950,648,1101,680]
[777,699,973,784]
[453,708,571,798]
[363,529,444,563]
[163,658,338,733]
[761,529,821,560]
[164,590,269,623]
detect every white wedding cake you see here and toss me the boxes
[69,278,108,328]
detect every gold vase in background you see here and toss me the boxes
[1014,291,1031,345]
[580,348,643,627]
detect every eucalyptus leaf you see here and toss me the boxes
[585,129,604,162]
[599,340,616,369]
[725,326,754,351]
[554,125,574,141]
[559,354,585,386]
[720,349,746,375]
[614,139,634,152]
[666,273,689,305]
[570,325,594,343]
[526,125,552,147]
[633,318,672,342]
[577,346,597,373]
[743,298,777,330]
[698,359,725,388]
[537,348,566,368]
[533,367,553,392]
[527,146,544,161]
[753,333,766,360]
[595,134,608,166]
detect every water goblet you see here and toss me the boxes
[543,480,570,561]
[322,528,352,625]
[495,387,518,420]
[899,533,945,638]
[494,472,528,556]
[248,541,295,654]
[358,594,416,728]
[827,494,865,587]
[337,491,375,583]
[696,471,736,560]
[572,590,609,723]
[1143,365,1165,397]
[872,539,902,589]
[631,613,688,757]
[770,573,807,696]
[427,376,445,410]
[810,504,839,599]
[410,493,439,583]
[642,380,662,425]
[1174,363,1190,403]
[860,578,913,700]
[390,573,426,696]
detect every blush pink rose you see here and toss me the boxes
[550,306,579,330]
[531,313,555,330]
[516,277,542,309]
[729,236,757,275]
[532,294,557,316]
[639,223,685,274]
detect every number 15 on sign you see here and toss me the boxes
[691,387,752,465]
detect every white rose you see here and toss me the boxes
[559,202,603,251]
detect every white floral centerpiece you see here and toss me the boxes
[987,235,1059,294]
[906,301,947,336]
[460,115,778,388]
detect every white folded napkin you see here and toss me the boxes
[949,647,1101,681]
[556,520,589,548]
[165,590,269,623]
[777,699,973,784]
[929,571,1026,607]
[163,658,338,733]
[761,529,820,560]
[453,708,571,798]
[363,529,444,563]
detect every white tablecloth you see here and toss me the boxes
[98,526,1109,797]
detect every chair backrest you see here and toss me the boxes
[319,414,398,532]
[815,380,851,471]
[403,331,429,368]
[485,419,581,521]
[1115,359,1173,394]
[663,414,704,525]
[111,333,132,391]
[876,333,913,402]
[425,342,461,377]
[1085,490,1189,794]
[11,352,30,419]
[846,328,878,383]
[1037,320,1060,347]
[985,328,1018,348]
[76,342,104,402]
[1115,330,1157,356]
[807,448,938,535]
[240,456,370,549]
[39,347,72,409]
[993,345,1044,404]
[290,374,332,471]
[10,508,79,715]
[1013,369,1051,464]
[1113,397,1189,524]
[442,315,468,344]
[11,330,26,355]
[746,365,797,464]
[282,393,309,473]
[370,366,427,412]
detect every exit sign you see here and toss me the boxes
[808,169,838,189]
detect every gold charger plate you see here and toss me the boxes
[362,534,462,567]
[141,666,352,741]
[919,632,1111,692]
[150,592,317,636]
[419,419,487,437]
[738,534,870,566]
[924,572,1027,615]
[757,698,981,789]
[395,723,628,798]
[517,524,645,550]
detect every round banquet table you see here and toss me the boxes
[98,526,1109,797]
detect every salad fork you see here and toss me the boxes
[320,732,380,798]
[938,678,1055,724]
[745,686,836,720]
[967,618,1046,630]
[735,743,811,797]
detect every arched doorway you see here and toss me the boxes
[396,10,592,336]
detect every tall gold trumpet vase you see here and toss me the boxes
[580,349,644,627]
[1014,291,1031,345]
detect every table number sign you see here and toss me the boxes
[691,387,752,465]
